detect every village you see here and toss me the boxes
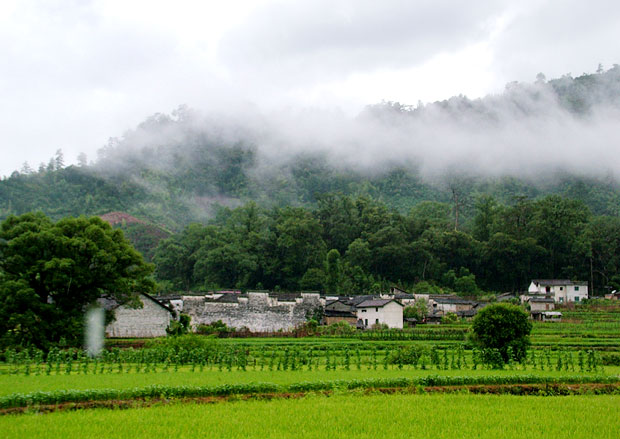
[104,279,597,338]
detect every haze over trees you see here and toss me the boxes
[1,67,620,294]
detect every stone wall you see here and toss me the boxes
[183,292,323,332]
[105,294,172,338]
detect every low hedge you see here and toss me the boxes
[2,375,619,409]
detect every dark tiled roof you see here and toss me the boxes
[530,297,555,303]
[357,299,403,308]
[346,295,377,306]
[204,294,243,303]
[431,296,478,305]
[532,279,588,286]
[102,292,174,313]
[154,294,183,301]
[268,293,302,302]
[324,310,357,318]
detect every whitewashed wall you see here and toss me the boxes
[105,295,172,338]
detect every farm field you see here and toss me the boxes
[2,393,619,439]
[1,305,619,439]
[2,366,619,397]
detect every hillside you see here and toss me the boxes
[2,66,620,231]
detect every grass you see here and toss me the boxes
[1,366,618,397]
[1,393,619,438]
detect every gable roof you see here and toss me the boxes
[530,297,555,303]
[102,292,174,314]
[532,279,588,286]
[357,299,403,308]
[431,295,478,305]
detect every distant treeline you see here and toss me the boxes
[152,193,620,296]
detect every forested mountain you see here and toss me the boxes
[2,66,620,294]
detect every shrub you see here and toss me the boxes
[320,321,356,336]
[403,299,428,322]
[166,314,191,336]
[145,334,217,352]
[441,312,459,324]
[471,303,532,363]
[195,320,233,336]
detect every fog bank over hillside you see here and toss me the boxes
[96,67,620,183]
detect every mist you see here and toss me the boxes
[93,67,620,191]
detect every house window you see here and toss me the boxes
[560,287,563,291]
[545,286,551,292]
[361,309,366,313]
[375,307,379,312]
[375,318,379,324]
[365,319,368,326]
[559,297,564,303]
[575,286,580,291]
[575,296,580,302]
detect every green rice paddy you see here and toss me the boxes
[2,306,620,437]
[2,393,618,439]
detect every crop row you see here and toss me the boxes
[1,374,618,410]
[0,345,604,376]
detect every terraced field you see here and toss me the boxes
[2,305,619,438]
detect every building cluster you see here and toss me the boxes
[103,279,590,338]
[519,279,590,321]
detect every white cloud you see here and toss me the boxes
[1,0,620,176]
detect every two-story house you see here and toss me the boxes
[528,279,588,303]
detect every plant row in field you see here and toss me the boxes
[0,344,605,376]
[1,374,618,410]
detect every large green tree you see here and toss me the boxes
[471,303,532,363]
[0,213,156,348]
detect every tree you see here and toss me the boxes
[403,298,428,322]
[324,249,342,294]
[472,195,498,242]
[269,207,326,290]
[54,149,65,169]
[77,152,88,167]
[0,213,156,348]
[528,196,590,278]
[471,303,532,363]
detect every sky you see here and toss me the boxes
[1,0,620,177]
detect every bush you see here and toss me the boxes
[145,334,216,352]
[166,314,191,336]
[441,312,459,324]
[403,298,428,322]
[195,320,233,336]
[471,303,532,363]
[600,353,620,366]
[320,321,356,336]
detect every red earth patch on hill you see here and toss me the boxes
[99,211,147,226]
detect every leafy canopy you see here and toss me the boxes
[471,303,532,363]
[0,212,156,348]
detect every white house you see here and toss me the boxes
[356,299,403,329]
[528,279,588,303]
[105,292,174,338]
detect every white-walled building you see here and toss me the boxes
[356,299,403,329]
[105,293,174,338]
[528,279,588,303]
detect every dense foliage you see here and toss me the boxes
[3,68,620,232]
[0,213,156,348]
[472,304,533,362]
[151,193,620,295]
[2,68,620,295]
